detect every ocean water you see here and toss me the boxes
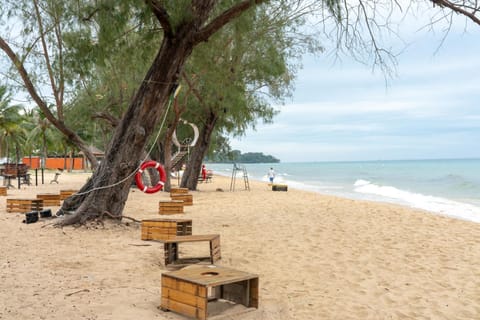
[206,159,480,223]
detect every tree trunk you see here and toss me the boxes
[181,110,217,190]
[57,35,194,225]
[56,0,265,225]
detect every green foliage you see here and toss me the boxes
[208,149,280,163]
[0,86,26,160]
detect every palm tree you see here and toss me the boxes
[26,109,56,169]
[0,86,24,163]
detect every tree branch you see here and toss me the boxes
[194,0,267,44]
[32,0,62,110]
[0,36,99,168]
[145,0,174,37]
[92,111,120,128]
[0,36,52,118]
[430,0,480,25]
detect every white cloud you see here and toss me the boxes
[232,5,480,162]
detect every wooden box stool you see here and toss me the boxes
[161,265,259,320]
[170,193,193,206]
[161,234,221,269]
[6,198,43,213]
[36,193,61,206]
[141,218,192,241]
[159,200,184,215]
[60,189,78,200]
[0,186,7,196]
[170,187,189,195]
[272,184,288,191]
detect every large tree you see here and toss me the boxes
[58,0,277,225]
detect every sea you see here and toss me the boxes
[206,159,480,223]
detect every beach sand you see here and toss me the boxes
[0,171,479,319]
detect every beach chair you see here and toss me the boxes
[50,170,62,184]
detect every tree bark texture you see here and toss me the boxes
[181,110,217,190]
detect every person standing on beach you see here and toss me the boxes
[201,164,207,181]
[268,167,275,183]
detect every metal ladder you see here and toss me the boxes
[230,164,250,191]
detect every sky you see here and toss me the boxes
[230,5,480,163]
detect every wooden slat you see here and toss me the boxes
[0,186,7,196]
[142,218,192,223]
[249,277,259,308]
[142,221,173,227]
[141,219,192,240]
[162,276,207,297]
[6,198,43,213]
[37,194,61,206]
[164,266,258,287]
[170,187,189,194]
[162,287,207,309]
[161,234,220,243]
[159,200,184,214]
[170,194,193,205]
[161,297,206,320]
[60,189,77,200]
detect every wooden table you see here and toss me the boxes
[159,234,221,268]
[2,174,14,189]
[161,265,259,320]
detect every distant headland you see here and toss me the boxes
[207,151,280,163]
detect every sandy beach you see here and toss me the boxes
[0,171,479,320]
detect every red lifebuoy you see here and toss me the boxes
[135,161,167,194]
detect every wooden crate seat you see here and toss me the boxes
[36,193,61,206]
[170,187,189,195]
[159,200,184,215]
[161,265,259,320]
[141,218,192,241]
[170,193,193,206]
[159,234,221,269]
[7,198,43,213]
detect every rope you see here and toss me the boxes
[73,85,180,197]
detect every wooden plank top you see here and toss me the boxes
[159,234,219,244]
[163,265,258,287]
[142,218,192,224]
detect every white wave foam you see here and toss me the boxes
[354,179,371,187]
[354,180,480,223]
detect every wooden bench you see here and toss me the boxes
[36,193,61,206]
[161,265,259,320]
[141,218,192,241]
[7,198,43,213]
[170,193,193,206]
[159,200,184,215]
[0,186,7,196]
[160,234,221,269]
[60,189,78,200]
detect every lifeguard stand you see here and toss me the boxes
[230,163,250,191]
